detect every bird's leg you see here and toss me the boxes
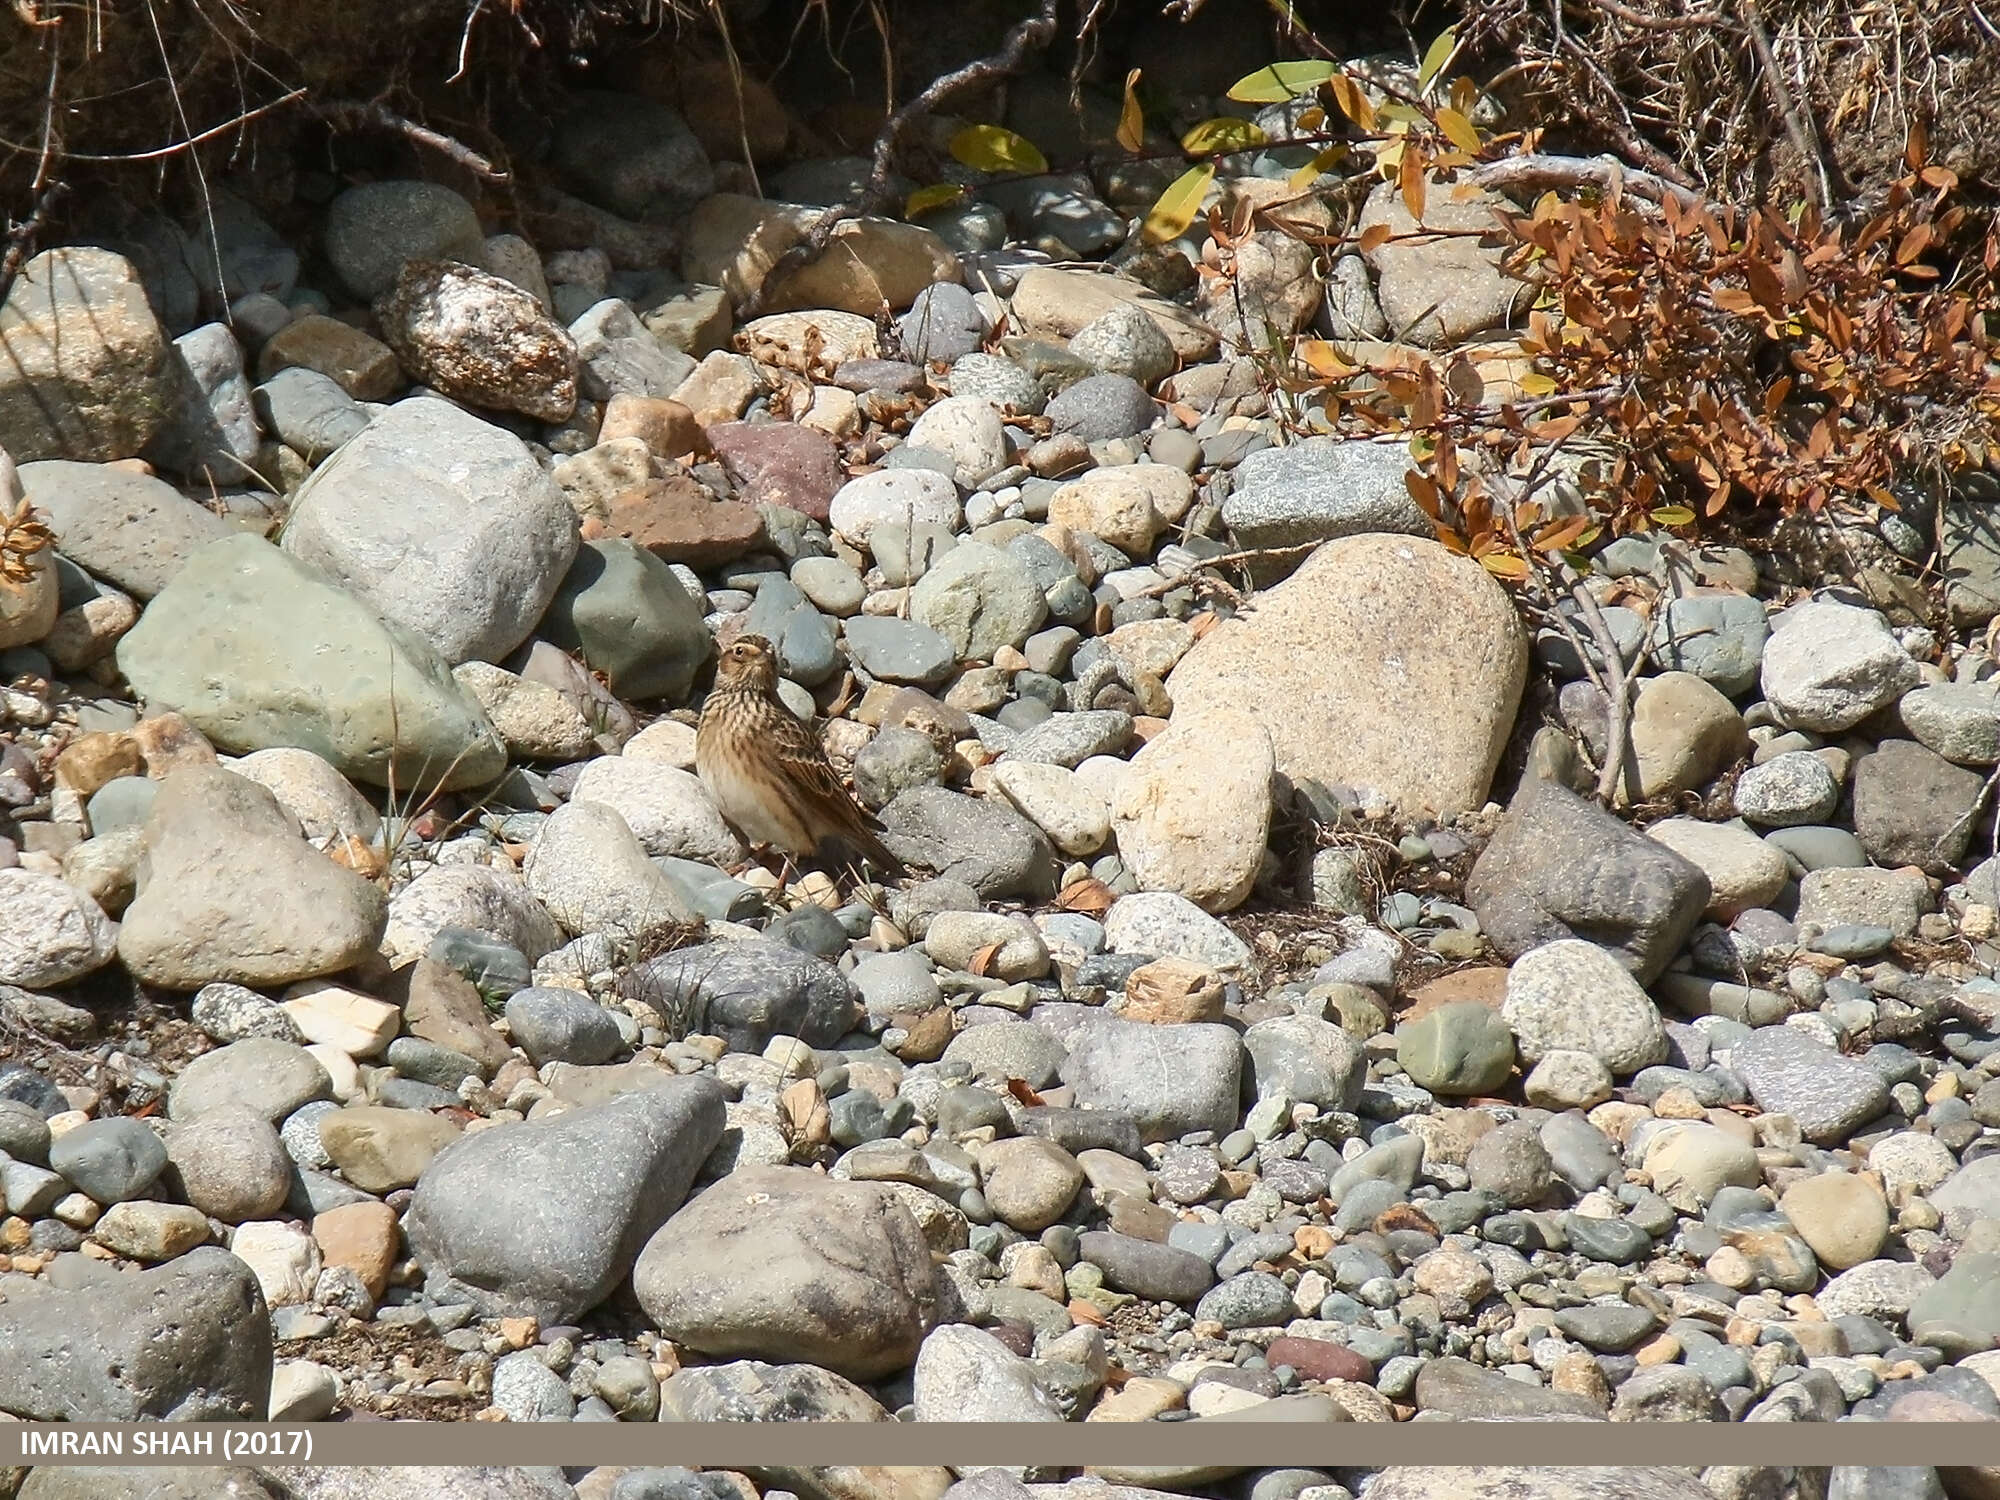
[771,852,801,906]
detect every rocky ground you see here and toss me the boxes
[16,1462,1978,1500]
[2,33,2000,1464]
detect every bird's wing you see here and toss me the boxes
[773,707,904,871]
[769,711,864,816]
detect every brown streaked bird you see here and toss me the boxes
[696,634,902,878]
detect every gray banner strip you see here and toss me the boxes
[8,1422,2000,1469]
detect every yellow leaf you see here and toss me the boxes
[1118,69,1145,154]
[1227,60,1338,103]
[1650,505,1697,527]
[1298,340,1355,378]
[1328,73,1377,132]
[1143,163,1215,244]
[1180,117,1269,156]
[1435,106,1482,155]
[1480,553,1530,580]
[1287,145,1348,191]
[1516,373,1561,397]
[1376,138,1405,177]
[950,124,1048,175]
[1418,27,1458,92]
[904,183,966,219]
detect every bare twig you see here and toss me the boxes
[0,180,66,306]
[310,99,511,184]
[740,0,1062,317]
[1739,0,1841,209]
[1468,151,1704,210]
[1575,0,1731,31]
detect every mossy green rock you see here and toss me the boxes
[1397,1001,1516,1096]
[115,533,505,793]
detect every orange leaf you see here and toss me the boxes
[1005,1078,1045,1108]
[1398,146,1427,221]
[1358,222,1394,255]
[1329,73,1376,132]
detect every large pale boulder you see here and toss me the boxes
[281,397,579,665]
[1166,533,1527,816]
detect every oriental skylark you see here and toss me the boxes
[695,634,901,877]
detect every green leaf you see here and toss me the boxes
[1142,162,1215,244]
[1435,106,1483,155]
[949,124,1048,175]
[1650,505,1697,527]
[904,183,967,219]
[1418,26,1458,92]
[1287,144,1348,191]
[1179,117,1269,156]
[1226,61,1338,104]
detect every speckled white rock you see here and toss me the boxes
[568,756,744,865]
[1760,599,1921,733]
[989,761,1110,857]
[1502,938,1669,1076]
[905,396,1008,488]
[0,868,118,987]
[828,469,963,550]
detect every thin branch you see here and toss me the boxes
[740,0,1062,317]
[1467,152,1705,210]
[0,86,307,166]
[310,99,511,184]
[1740,0,1841,210]
[1574,0,1732,31]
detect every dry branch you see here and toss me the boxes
[310,99,511,184]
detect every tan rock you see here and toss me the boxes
[316,1105,462,1194]
[1644,817,1788,920]
[597,395,705,459]
[0,248,176,463]
[130,711,219,776]
[1167,534,1528,817]
[279,981,400,1058]
[1402,968,1510,1020]
[1009,266,1220,363]
[1625,671,1750,803]
[93,1201,210,1262]
[55,731,143,797]
[670,350,764,427]
[256,315,401,400]
[312,1200,400,1298]
[1780,1172,1890,1271]
[1122,957,1226,1024]
[682,194,960,316]
[1110,706,1273,913]
[1048,470,1169,556]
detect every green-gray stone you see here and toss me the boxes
[1396,1001,1515,1095]
[1907,1250,2000,1357]
[538,538,711,703]
[114,533,505,793]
